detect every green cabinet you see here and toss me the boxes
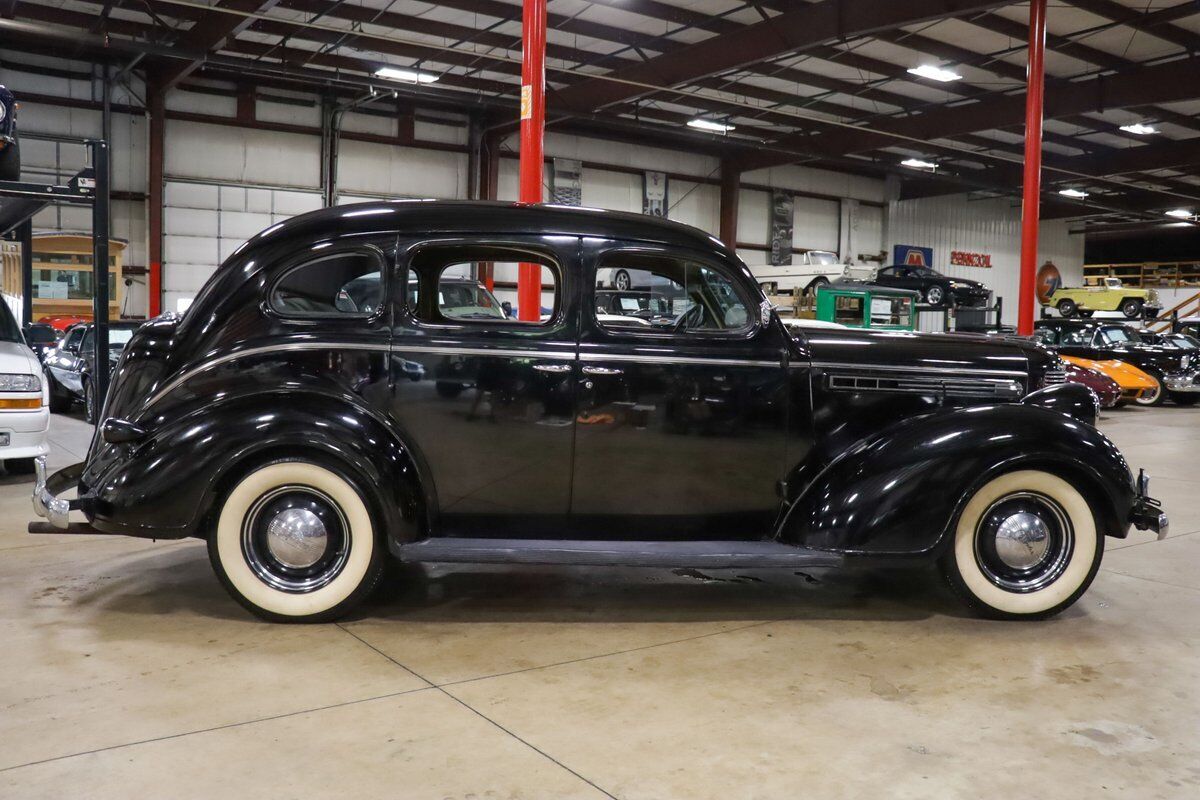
[815,282,919,331]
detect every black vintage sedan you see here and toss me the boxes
[1034,319,1200,406]
[42,321,141,422]
[31,202,1165,622]
[871,264,990,308]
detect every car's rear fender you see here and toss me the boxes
[82,391,433,544]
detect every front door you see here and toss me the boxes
[570,240,789,540]
[389,238,579,536]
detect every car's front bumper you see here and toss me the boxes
[1129,469,1168,540]
[1163,371,1200,393]
[1,406,50,461]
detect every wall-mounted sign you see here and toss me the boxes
[950,250,992,268]
[643,171,667,217]
[893,245,933,267]
[1036,261,1062,304]
[551,158,582,206]
[769,191,794,267]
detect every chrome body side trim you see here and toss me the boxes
[809,360,1028,378]
[579,352,781,368]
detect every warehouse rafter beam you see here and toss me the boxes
[1061,0,1200,54]
[155,0,283,91]
[551,0,1014,113]
[735,55,1200,171]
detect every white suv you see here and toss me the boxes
[0,302,49,475]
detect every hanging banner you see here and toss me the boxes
[643,170,667,217]
[551,158,582,206]
[769,191,794,266]
[893,244,933,267]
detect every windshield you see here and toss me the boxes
[0,302,20,343]
[808,251,838,266]
[82,327,137,351]
[909,267,942,278]
[1100,326,1140,345]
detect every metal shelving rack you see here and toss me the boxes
[0,137,112,402]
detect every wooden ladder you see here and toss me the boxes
[1147,290,1200,332]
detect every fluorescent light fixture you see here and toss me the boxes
[907,64,962,82]
[900,158,937,170]
[1059,188,1089,199]
[687,118,735,134]
[374,66,438,84]
[1119,122,1157,135]
[1165,208,1194,219]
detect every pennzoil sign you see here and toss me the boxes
[949,250,992,268]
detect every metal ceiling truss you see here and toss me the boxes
[3,0,1199,221]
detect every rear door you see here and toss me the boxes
[570,239,789,540]
[389,237,579,537]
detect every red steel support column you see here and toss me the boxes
[1017,0,1048,336]
[517,0,547,321]
[147,79,165,319]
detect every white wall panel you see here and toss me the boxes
[257,100,321,128]
[166,120,319,188]
[580,169,639,213]
[336,140,467,199]
[887,193,1085,326]
[669,181,720,234]
[162,180,323,308]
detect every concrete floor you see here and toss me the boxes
[1,406,1198,799]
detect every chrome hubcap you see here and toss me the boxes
[241,485,350,593]
[266,508,328,569]
[974,491,1073,593]
[993,511,1051,569]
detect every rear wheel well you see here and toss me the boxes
[202,445,394,544]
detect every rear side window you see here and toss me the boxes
[271,250,384,317]
[406,245,560,326]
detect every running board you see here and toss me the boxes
[396,538,843,569]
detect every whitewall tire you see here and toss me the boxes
[940,469,1103,620]
[209,460,384,622]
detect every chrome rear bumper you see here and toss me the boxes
[1130,469,1169,541]
[31,456,86,530]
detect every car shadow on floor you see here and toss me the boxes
[72,541,978,628]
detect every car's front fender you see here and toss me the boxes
[775,403,1135,557]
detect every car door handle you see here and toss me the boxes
[532,363,572,374]
[581,366,623,376]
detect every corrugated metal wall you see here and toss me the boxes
[887,194,1085,329]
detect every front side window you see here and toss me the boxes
[0,301,19,343]
[1060,326,1092,346]
[62,327,85,352]
[270,250,384,317]
[1032,327,1059,346]
[833,295,864,325]
[406,245,560,326]
[595,254,752,334]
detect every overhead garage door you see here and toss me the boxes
[162,180,322,313]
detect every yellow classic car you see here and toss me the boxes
[1046,276,1160,319]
